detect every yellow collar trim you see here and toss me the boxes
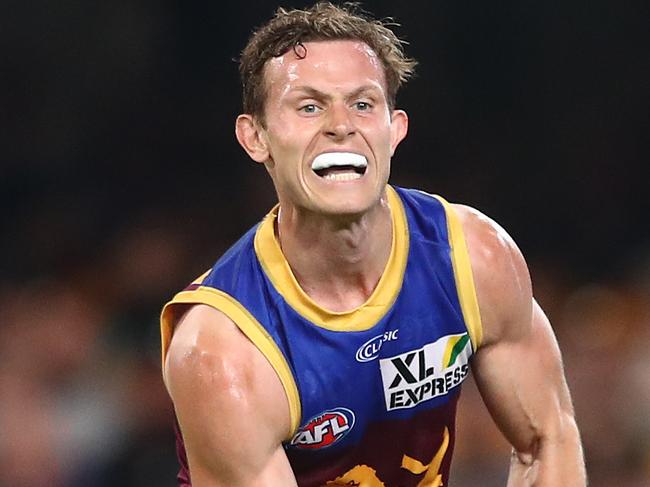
[254,185,409,331]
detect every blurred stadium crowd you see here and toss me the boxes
[1,1,648,486]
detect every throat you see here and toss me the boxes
[283,234,389,312]
[275,199,393,312]
[305,281,376,312]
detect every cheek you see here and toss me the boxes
[265,134,306,183]
[265,113,300,149]
[367,124,394,154]
[267,117,318,162]
[268,134,300,166]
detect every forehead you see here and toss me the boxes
[263,40,386,95]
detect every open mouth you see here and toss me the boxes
[312,152,367,181]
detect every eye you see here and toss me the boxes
[299,104,321,114]
[354,101,372,111]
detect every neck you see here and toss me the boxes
[276,193,393,312]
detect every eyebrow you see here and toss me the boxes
[289,85,382,101]
[289,86,329,100]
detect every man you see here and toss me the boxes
[160,3,586,486]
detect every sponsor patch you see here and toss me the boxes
[290,408,355,449]
[355,329,399,362]
[380,333,472,411]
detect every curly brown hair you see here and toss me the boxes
[239,2,417,124]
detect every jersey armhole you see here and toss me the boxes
[433,196,484,351]
[160,287,302,440]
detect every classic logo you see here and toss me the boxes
[290,408,356,450]
[355,329,399,362]
[380,333,472,411]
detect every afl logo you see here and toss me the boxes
[290,408,355,450]
[355,329,399,362]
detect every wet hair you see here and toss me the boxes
[238,2,417,123]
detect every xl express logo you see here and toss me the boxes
[290,408,355,450]
[380,333,472,411]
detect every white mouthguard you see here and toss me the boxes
[311,152,368,171]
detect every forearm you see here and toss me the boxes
[189,447,299,487]
[506,416,586,487]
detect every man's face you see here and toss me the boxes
[239,39,408,217]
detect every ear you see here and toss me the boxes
[389,110,409,156]
[235,114,270,163]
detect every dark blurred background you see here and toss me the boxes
[1,1,648,486]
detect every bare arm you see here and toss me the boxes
[164,304,298,487]
[456,205,586,486]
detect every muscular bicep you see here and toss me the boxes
[164,305,297,487]
[471,301,575,454]
[456,203,577,454]
[456,203,584,483]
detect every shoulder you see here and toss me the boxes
[164,304,291,440]
[164,305,296,483]
[165,304,254,389]
[451,204,533,346]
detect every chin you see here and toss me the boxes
[301,176,386,216]
[313,193,378,218]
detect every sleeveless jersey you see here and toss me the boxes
[160,186,483,487]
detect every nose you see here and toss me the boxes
[324,104,355,140]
